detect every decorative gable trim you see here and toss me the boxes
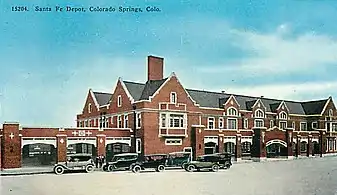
[223,95,240,108]
[89,89,100,111]
[252,99,266,110]
[119,77,135,104]
[276,100,289,112]
[320,97,332,115]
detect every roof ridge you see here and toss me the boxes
[300,98,329,104]
[93,91,112,95]
[123,80,145,85]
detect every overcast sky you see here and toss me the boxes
[1,0,337,127]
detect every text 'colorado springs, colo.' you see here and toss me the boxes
[33,5,161,13]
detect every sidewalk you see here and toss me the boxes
[0,166,54,176]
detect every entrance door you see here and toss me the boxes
[204,142,217,155]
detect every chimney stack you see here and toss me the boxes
[147,55,164,81]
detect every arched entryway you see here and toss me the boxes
[204,142,218,155]
[22,143,57,167]
[266,140,287,158]
[106,143,130,162]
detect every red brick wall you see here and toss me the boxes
[147,56,164,81]
[2,123,21,168]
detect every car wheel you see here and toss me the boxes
[85,165,94,173]
[54,166,64,175]
[102,165,108,172]
[211,164,219,172]
[224,162,231,169]
[186,165,196,172]
[108,165,114,172]
[156,165,165,172]
[132,165,142,173]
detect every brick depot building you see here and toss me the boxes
[1,56,337,169]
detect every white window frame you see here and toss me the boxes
[300,122,307,131]
[244,118,248,129]
[88,103,92,113]
[270,120,274,128]
[227,107,238,116]
[312,121,318,129]
[160,113,167,128]
[279,111,287,120]
[160,112,187,129]
[255,109,264,118]
[227,118,237,130]
[170,92,177,104]
[218,117,224,129]
[254,119,264,128]
[208,117,215,129]
[136,138,142,153]
[110,116,114,124]
[136,113,141,128]
[117,95,122,107]
[117,115,122,128]
[332,123,337,132]
[329,109,333,116]
[124,115,128,128]
[279,121,287,130]
[165,138,182,146]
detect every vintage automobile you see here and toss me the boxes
[53,153,95,175]
[166,152,191,169]
[131,154,168,173]
[102,153,138,172]
[184,153,232,172]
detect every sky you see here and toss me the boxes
[1,0,337,127]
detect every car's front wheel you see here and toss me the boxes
[186,165,196,172]
[54,166,64,175]
[132,165,142,173]
[224,162,231,169]
[156,165,165,172]
[85,165,94,173]
[102,165,108,172]
[108,165,115,172]
[211,164,219,172]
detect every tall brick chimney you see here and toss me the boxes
[147,55,164,81]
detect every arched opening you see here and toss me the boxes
[22,143,57,167]
[224,142,235,155]
[241,141,251,159]
[67,143,96,157]
[312,141,320,156]
[105,143,130,162]
[204,142,218,155]
[266,142,287,158]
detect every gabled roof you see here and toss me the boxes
[301,99,328,115]
[90,78,329,115]
[93,92,112,106]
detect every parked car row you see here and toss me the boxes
[53,152,232,175]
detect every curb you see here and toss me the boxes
[0,171,53,176]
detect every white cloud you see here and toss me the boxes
[199,25,337,74]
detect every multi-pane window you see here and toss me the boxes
[88,103,92,113]
[329,139,333,150]
[124,115,128,128]
[270,120,274,128]
[227,119,237,129]
[170,92,177,104]
[300,122,307,131]
[279,112,287,120]
[241,142,251,153]
[312,122,318,129]
[169,114,184,128]
[136,113,141,128]
[254,119,264,128]
[227,108,237,116]
[219,117,224,129]
[279,121,287,130]
[136,139,141,153]
[300,142,307,152]
[117,115,122,128]
[165,139,182,145]
[255,109,264,118]
[117,95,122,107]
[329,109,333,116]
[208,117,215,129]
[244,118,248,129]
[332,123,337,131]
[161,114,166,128]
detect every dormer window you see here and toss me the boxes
[117,95,122,107]
[279,111,287,120]
[170,92,177,104]
[227,107,237,116]
[255,109,264,118]
[88,103,92,113]
[329,109,333,116]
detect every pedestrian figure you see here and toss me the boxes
[95,156,99,168]
[98,155,103,168]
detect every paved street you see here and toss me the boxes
[1,157,337,195]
